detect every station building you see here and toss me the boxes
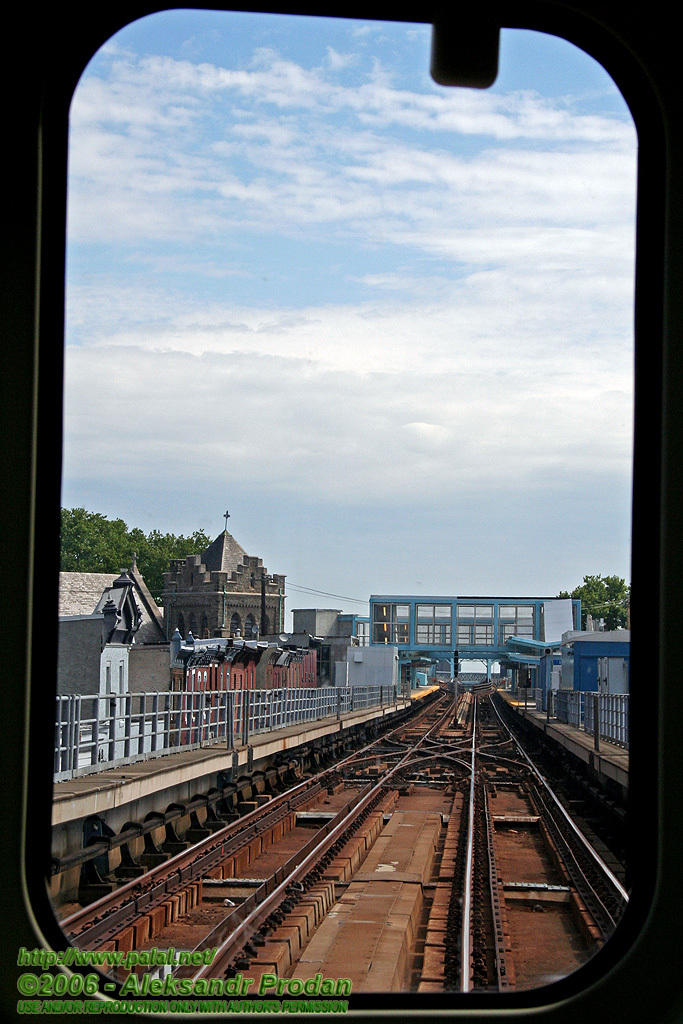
[368,595,581,686]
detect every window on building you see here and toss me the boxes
[372,604,410,644]
[416,604,452,644]
[474,623,494,645]
[318,644,331,681]
[499,604,536,643]
[457,605,494,645]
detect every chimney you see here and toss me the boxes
[170,628,182,664]
[102,597,118,645]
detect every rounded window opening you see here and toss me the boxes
[54,9,636,998]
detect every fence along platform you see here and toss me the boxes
[497,689,629,794]
[539,689,629,749]
[54,685,405,783]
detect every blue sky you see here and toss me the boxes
[63,11,636,619]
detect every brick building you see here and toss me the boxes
[161,529,286,641]
[261,646,317,688]
[170,634,314,691]
[178,639,265,692]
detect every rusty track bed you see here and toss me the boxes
[58,688,627,994]
[450,691,628,992]
[61,692,450,951]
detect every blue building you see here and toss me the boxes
[369,595,581,686]
[561,631,630,694]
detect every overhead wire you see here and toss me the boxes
[286,582,369,605]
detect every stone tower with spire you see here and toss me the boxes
[160,529,286,640]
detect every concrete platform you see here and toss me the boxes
[52,694,425,828]
[411,685,440,702]
[497,691,629,794]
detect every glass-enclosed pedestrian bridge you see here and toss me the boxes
[369,595,581,675]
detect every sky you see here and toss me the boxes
[62,11,637,621]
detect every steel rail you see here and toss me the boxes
[62,781,325,946]
[188,695,458,981]
[528,782,619,939]
[389,751,472,774]
[62,689,449,945]
[53,689,440,878]
[62,712,414,941]
[175,779,381,978]
[460,695,478,993]
[334,691,449,770]
[483,782,513,990]
[477,751,528,770]
[420,737,475,752]
[477,740,517,753]
[489,693,628,904]
[338,748,416,768]
[179,783,380,979]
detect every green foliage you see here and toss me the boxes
[60,508,211,602]
[558,574,630,630]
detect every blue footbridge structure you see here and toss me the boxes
[368,595,582,685]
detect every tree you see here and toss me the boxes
[60,508,211,603]
[60,508,131,574]
[558,574,630,630]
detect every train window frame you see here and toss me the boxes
[2,0,677,1020]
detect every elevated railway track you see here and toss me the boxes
[57,687,628,995]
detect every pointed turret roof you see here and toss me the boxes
[201,530,249,574]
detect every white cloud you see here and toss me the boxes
[67,46,636,252]
[401,422,453,450]
[64,28,635,574]
[63,274,633,509]
[325,46,355,71]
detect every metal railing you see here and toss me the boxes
[551,690,629,749]
[54,685,401,782]
[584,692,629,749]
[555,690,585,730]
